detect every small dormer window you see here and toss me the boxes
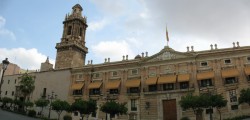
[93,73,99,78]
[247,56,250,62]
[112,71,118,77]
[78,74,83,79]
[224,59,231,64]
[200,61,208,67]
[131,69,138,75]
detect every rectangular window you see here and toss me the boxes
[163,83,174,91]
[229,90,237,102]
[231,105,238,110]
[93,73,100,78]
[89,89,100,95]
[112,71,118,77]
[79,28,82,36]
[78,74,83,79]
[12,91,14,96]
[248,75,250,81]
[200,79,212,87]
[5,91,7,95]
[8,80,10,84]
[148,85,157,92]
[131,69,138,75]
[224,59,231,64]
[247,56,250,61]
[200,62,208,66]
[15,79,17,84]
[42,88,47,98]
[225,77,237,84]
[67,26,72,35]
[131,99,137,111]
[206,108,213,114]
[129,87,139,93]
[180,82,189,89]
[109,89,119,94]
[73,90,82,95]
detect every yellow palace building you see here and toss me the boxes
[1,4,250,120]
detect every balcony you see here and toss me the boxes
[224,83,238,90]
[199,86,216,94]
[144,88,195,95]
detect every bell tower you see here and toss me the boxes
[55,4,88,69]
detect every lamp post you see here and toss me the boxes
[48,91,57,119]
[0,58,9,98]
[207,83,213,120]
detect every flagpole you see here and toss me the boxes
[166,25,169,47]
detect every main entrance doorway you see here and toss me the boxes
[163,99,177,120]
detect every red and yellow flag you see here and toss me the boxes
[166,26,169,42]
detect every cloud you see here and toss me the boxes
[91,40,135,62]
[88,19,108,31]
[0,16,16,41]
[106,0,250,53]
[141,0,250,45]
[90,0,126,17]
[0,48,55,70]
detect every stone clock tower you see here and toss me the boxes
[55,4,88,69]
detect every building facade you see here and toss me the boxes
[1,3,250,120]
[69,44,250,120]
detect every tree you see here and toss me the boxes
[179,94,209,120]
[24,101,34,112]
[1,97,13,109]
[180,93,227,120]
[13,99,23,111]
[35,98,49,116]
[19,73,35,102]
[51,99,70,120]
[71,99,97,120]
[100,101,128,120]
[239,88,250,105]
[210,94,227,120]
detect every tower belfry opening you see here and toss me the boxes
[55,4,88,69]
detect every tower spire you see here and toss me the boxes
[55,4,88,69]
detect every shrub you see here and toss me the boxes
[181,117,190,120]
[63,115,72,120]
[27,110,36,117]
[224,115,250,120]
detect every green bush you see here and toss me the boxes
[224,115,250,120]
[63,115,72,120]
[27,110,36,117]
[181,117,190,120]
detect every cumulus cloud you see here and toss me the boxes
[0,48,55,70]
[0,16,16,41]
[88,19,108,31]
[91,40,135,62]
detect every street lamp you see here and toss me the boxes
[48,91,57,119]
[0,58,9,97]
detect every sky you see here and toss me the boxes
[0,0,250,70]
